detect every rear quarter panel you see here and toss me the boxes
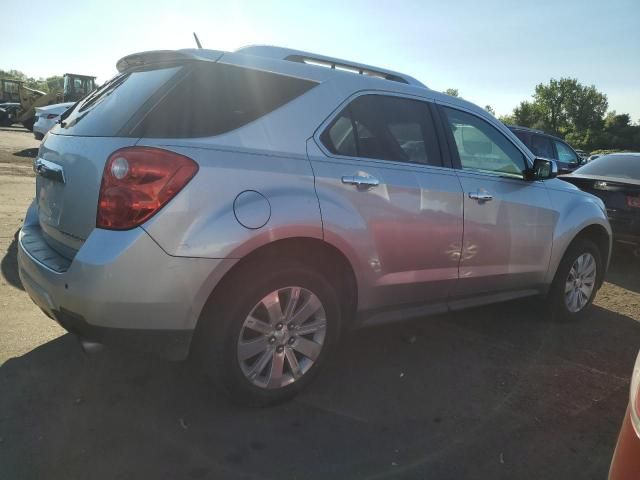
[138,143,323,259]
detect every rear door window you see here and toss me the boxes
[58,63,317,138]
[321,94,442,166]
[530,134,555,159]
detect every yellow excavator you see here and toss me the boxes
[0,73,96,130]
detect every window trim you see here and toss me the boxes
[435,103,535,181]
[314,90,452,170]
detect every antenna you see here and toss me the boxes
[193,32,202,49]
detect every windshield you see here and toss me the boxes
[575,154,640,180]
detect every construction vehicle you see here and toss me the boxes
[0,73,96,130]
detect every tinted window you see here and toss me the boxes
[59,66,182,136]
[530,134,554,159]
[321,95,441,166]
[575,154,640,180]
[59,63,317,138]
[443,108,526,177]
[554,140,578,164]
[512,130,528,144]
[326,113,357,157]
[135,63,317,138]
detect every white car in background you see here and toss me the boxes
[33,102,74,140]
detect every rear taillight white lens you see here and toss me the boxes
[97,147,198,230]
[110,156,129,179]
[630,351,640,437]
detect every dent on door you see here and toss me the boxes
[307,139,464,311]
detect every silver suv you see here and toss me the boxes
[18,46,611,405]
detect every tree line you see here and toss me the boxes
[1,69,64,94]
[445,79,640,153]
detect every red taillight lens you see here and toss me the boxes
[46,114,58,119]
[97,147,198,230]
[627,195,640,209]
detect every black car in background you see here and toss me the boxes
[509,125,583,173]
[561,153,640,254]
[0,102,21,125]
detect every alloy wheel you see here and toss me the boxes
[237,286,327,389]
[564,252,597,313]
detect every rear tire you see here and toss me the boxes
[548,238,602,321]
[195,263,341,407]
[21,118,35,131]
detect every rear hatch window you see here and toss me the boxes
[58,61,318,138]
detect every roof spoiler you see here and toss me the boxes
[116,49,224,73]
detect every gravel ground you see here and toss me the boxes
[0,127,639,480]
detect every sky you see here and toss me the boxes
[3,0,640,120]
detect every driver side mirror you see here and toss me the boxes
[525,158,558,181]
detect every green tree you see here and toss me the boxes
[511,101,542,128]
[485,105,495,115]
[45,75,64,92]
[532,78,607,134]
[443,88,459,97]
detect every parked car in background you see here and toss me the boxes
[18,46,611,406]
[561,153,640,256]
[0,102,21,125]
[508,125,584,173]
[608,350,640,479]
[33,102,75,140]
[575,149,588,160]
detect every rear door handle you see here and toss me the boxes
[468,190,493,203]
[342,175,380,189]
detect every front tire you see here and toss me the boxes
[548,238,602,320]
[196,264,341,407]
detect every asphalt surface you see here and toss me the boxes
[1,126,640,479]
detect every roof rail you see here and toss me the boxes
[235,45,426,87]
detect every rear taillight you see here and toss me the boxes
[97,147,198,230]
[630,351,640,437]
[46,114,58,120]
[627,195,640,209]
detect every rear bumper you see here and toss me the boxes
[32,119,51,138]
[18,201,237,359]
[609,212,640,246]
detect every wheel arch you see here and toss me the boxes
[193,237,359,343]
[549,222,611,289]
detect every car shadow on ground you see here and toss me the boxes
[12,148,38,158]
[1,300,638,480]
[607,248,640,294]
[0,229,23,291]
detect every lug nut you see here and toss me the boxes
[287,323,295,330]
[269,336,276,344]
[288,337,296,345]
[276,323,284,330]
[276,345,284,353]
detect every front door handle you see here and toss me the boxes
[468,190,493,203]
[342,175,380,189]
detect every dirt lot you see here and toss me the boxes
[1,126,639,479]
